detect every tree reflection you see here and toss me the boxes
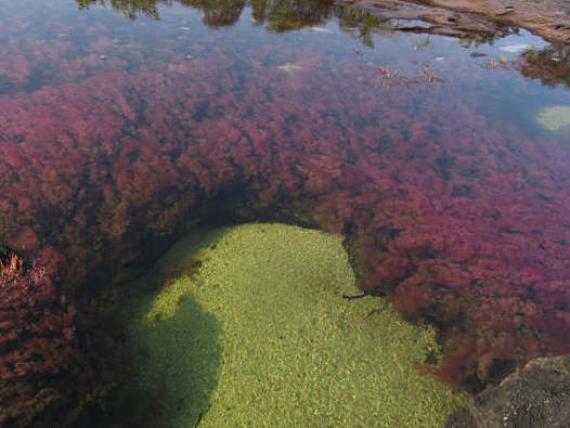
[78,0,383,35]
[181,0,247,27]
[249,0,334,32]
[77,0,332,27]
[334,4,393,47]
[519,46,570,89]
[76,0,163,20]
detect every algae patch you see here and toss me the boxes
[536,105,570,132]
[123,223,465,427]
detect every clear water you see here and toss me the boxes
[1,0,570,425]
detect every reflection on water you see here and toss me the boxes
[76,0,394,45]
[76,0,344,26]
[77,0,163,19]
[1,0,570,426]
[519,45,570,88]
[77,0,345,26]
[74,0,511,46]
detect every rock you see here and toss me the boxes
[499,43,533,54]
[445,355,570,428]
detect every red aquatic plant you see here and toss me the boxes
[0,246,76,425]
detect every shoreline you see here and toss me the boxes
[347,0,570,44]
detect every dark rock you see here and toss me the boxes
[445,355,570,428]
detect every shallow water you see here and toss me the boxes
[1,0,570,426]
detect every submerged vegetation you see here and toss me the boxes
[123,224,464,427]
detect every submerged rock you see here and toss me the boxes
[536,105,570,131]
[445,355,570,428]
[499,43,533,54]
[277,63,304,73]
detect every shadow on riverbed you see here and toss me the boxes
[112,294,222,428]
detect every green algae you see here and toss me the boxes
[123,223,465,427]
[536,106,570,132]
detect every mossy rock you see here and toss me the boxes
[122,223,465,427]
[536,105,570,132]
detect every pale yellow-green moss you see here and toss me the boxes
[536,106,570,132]
[124,223,465,427]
